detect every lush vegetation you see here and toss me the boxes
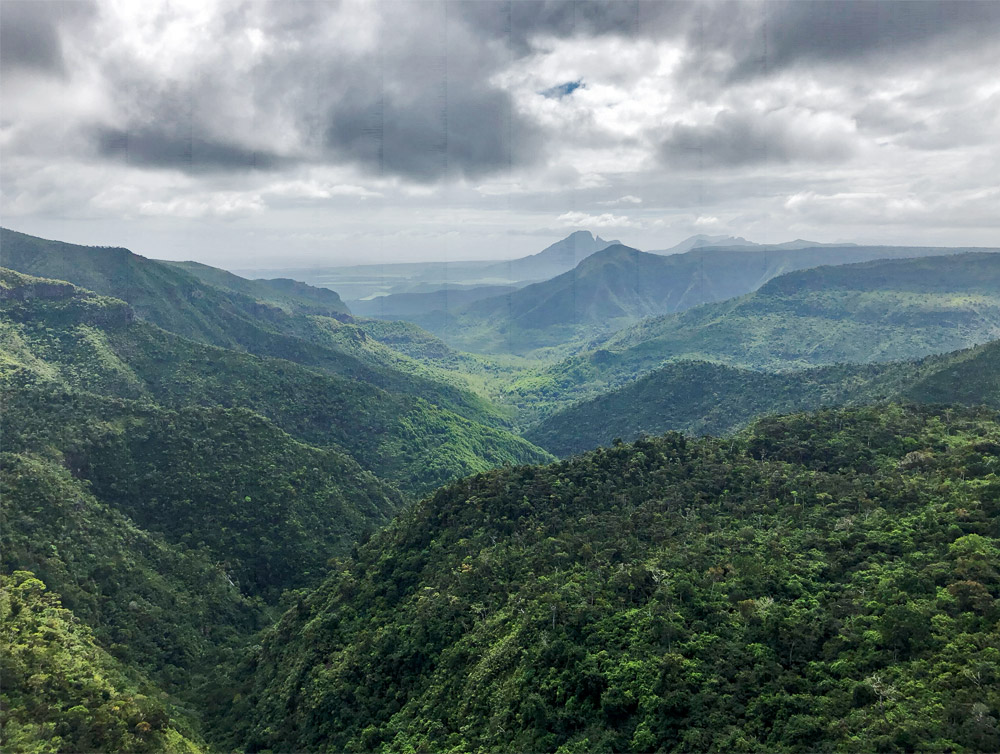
[527,341,1000,456]
[1,571,204,753]
[0,266,551,495]
[420,242,993,356]
[225,405,1000,753]
[0,228,512,431]
[3,379,402,600]
[5,228,1000,753]
[506,253,1000,421]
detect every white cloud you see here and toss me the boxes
[600,195,643,206]
[2,0,999,264]
[556,211,641,229]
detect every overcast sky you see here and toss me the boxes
[2,0,999,268]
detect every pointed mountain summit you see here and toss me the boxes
[482,230,619,281]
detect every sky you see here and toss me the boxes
[2,0,999,268]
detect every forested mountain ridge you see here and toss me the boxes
[506,252,1000,421]
[0,267,552,495]
[3,380,403,599]
[162,259,351,316]
[0,268,422,748]
[0,228,510,430]
[223,404,1000,753]
[527,340,1000,456]
[420,242,998,355]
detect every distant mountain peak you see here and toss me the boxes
[481,230,621,282]
[655,234,758,255]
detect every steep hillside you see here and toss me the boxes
[2,571,204,753]
[1,451,266,697]
[0,229,506,429]
[3,380,403,600]
[432,243,997,355]
[163,260,351,316]
[224,404,1000,753]
[527,341,1000,456]
[508,253,1000,418]
[0,268,551,495]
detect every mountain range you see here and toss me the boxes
[0,242,551,495]
[3,227,1000,753]
[381,241,999,355]
[506,251,1000,422]
[526,340,1000,456]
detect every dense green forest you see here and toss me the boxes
[507,253,1000,422]
[0,266,550,495]
[1,571,204,753]
[224,405,1000,753]
[527,341,1000,456]
[3,229,1000,753]
[403,242,994,355]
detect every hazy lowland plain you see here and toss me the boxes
[3,224,1000,752]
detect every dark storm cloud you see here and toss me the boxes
[9,0,998,188]
[250,0,548,182]
[69,0,546,182]
[682,0,1000,81]
[659,110,855,168]
[95,127,288,173]
[0,0,96,75]
[454,0,676,55]
[319,52,543,182]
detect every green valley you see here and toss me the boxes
[3,230,1000,754]
[527,341,1000,457]
[506,252,1000,422]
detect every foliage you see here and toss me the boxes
[0,229,513,431]
[0,450,265,687]
[527,341,1000,456]
[0,266,552,496]
[1,571,203,753]
[225,405,1000,753]
[507,253,1000,420]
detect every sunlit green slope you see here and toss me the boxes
[508,253,1000,421]
[527,340,1000,456]
[0,267,552,495]
[224,404,1000,753]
